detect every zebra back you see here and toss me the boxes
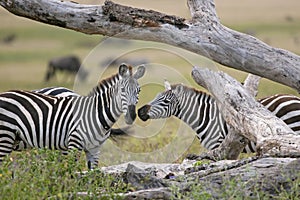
[33,87,80,97]
[259,94,300,134]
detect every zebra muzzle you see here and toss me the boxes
[138,105,150,121]
[125,105,136,124]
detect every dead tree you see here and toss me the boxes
[1,0,300,92]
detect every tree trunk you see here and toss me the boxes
[1,0,300,91]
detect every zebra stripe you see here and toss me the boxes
[138,82,300,153]
[260,94,300,132]
[12,87,77,151]
[0,64,145,169]
[33,87,80,97]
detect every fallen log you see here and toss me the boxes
[74,157,299,199]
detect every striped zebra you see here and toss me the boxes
[11,86,127,151]
[33,86,129,136]
[0,64,145,169]
[138,81,300,153]
[10,87,80,151]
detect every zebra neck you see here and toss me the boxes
[81,74,123,130]
[88,74,121,96]
[174,91,227,150]
[174,91,212,129]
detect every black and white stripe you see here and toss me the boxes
[33,87,80,97]
[0,64,145,169]
[138,82,300,152]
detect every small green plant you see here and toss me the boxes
[193,159,211,167]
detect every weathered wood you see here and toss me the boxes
[102,1,188,29]
[191,67,300,156]
[182,157,300,198]
[1,0,300,91]
[77,158,299,199]
[243,74,261,97]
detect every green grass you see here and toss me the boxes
[0,149,128,199]
[0,1,300,198]
[1,149,299,199]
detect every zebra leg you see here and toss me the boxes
[12,140,27,151]
[0,129,16,164]
[12,132,30,151]
[243,141,257,153]
[84,147,100,170]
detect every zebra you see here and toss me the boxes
[138,81,300,153]
[11,86,128,151]
[10,87,80,151]
[0,64,145,169]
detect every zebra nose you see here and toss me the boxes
[125,105,136,125]
[128,105,137,122]
[138,105,150,121]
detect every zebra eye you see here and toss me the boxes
[121,88,125,92]
[163,99,171,103]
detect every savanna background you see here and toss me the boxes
[0,0,300,198]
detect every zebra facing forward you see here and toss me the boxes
[33,87,130,137]
[0,64,145,169]
[138,81,300,153]
[11,86,127,151]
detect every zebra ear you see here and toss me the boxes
[164,80,171,91]
[133,65,146,79]
[119,63,130,78]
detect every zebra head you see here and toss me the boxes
[118,64,145,125]
[138,80,181,121]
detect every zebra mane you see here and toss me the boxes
[88,73,121,96]
[170,83,210,97]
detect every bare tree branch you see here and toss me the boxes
[1,0,300,91]
[243,74,261,97]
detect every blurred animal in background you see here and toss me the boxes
[45,55,88,82]
[1,34,16,44]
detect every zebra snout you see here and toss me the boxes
[138,105,150,121]
[125,105,136,125]
[129,105,137,121]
